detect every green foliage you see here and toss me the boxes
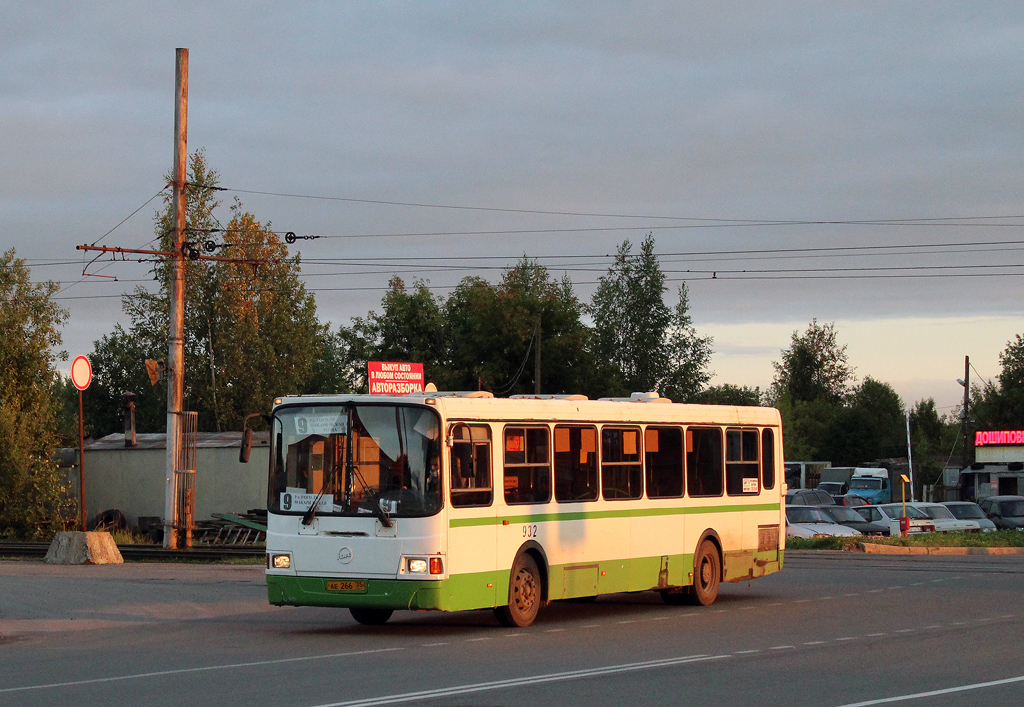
[972,332,1024,430]
[86,151,326,434]
[695,384,763,406]
[770,322,909,466]
[823,377,905,466]
[769,319,853,405]
[0,249,76,538]
[788,530,1024,551]
[908,398,959,486]
[591,235,713,399]
[339,261,596,396]
[591,236,672,393]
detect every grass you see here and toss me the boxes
[787,529,1024,551]
[109,529,158,545]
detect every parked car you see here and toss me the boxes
[855,504,936,535]
[941,501,997,532]
[785,505,862,538]
[840,494,870,507]
[818,504,889,535]
[978,495,1024,530]
[786,488,836,506]
[817,481,849,503]
[909,502,981,533]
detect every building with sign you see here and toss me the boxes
[956,429,1024,502]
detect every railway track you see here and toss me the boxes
[0,541,264,562]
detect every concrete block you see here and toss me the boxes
[45,531,124,565]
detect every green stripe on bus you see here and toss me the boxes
[449,503,780,528]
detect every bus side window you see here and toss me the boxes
[554,425,598,502]
[686,427,723,497]
[504,426,551,505]
[450,424,492,507]
[602,426,643,500]
[761,428,776,490]
[645,426,684,498]
[726,428,760,495]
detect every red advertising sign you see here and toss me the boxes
[975,430,1024,447]
[368,361,424,395]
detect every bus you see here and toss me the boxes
[253,390,785,627]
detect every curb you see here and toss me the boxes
[854,543,1024,555]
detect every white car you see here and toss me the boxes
[856,504,936,535]
[785,505,862,538]
[911,502,982,533]
[941,501,998,532]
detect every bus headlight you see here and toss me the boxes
[408,558,428,573]
[271,554,291,569]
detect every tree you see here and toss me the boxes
[908,398,959,489]
[591,236,671,393]
[339,277,448,392]
[86,151,326,434]
[972,333,1024,429]
[591,235,713,399]
[822,377,905,466]
[0,249,75,538]
[659,284,714,402]
[769,319,854,405]
[696,384,762,406]
[338,260,596,396]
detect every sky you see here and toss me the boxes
[3,2,1022,414]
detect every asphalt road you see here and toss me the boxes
[2,552,1023,707]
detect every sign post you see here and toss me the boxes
[70,355,93,530]
[367,361,425,395]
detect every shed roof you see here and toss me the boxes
[84,431,270,451]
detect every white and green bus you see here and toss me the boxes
[258,391,785,627]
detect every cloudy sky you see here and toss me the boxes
[4,2,1022,413]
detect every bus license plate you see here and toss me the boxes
[326,580,366,592]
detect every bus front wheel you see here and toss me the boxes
[495,553,542,627]
[690,540,721,606]
[350,607,393,625]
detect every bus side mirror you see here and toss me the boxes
[240,413,271,463]
[240,428,253,463]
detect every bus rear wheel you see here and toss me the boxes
[495,553,542,627]
[350,607,393,625]
[690,540,721,606]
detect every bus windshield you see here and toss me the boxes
[269,403,442,518]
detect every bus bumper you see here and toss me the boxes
[267,575,444,610]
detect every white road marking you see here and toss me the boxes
[421,642,448,647]
[835,637,857,642]
[802,641,826,646]
[832,673,1024,707]
[308,653,726,707]
[0,647,404,695]
[465,637,492,642]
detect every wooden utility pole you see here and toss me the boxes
[164,48,188,549]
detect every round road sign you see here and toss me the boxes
[71,355,92,391]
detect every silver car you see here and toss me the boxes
[940,501,997,532]
[911,502,982,533]
[786,505,862,538]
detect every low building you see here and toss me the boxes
[957,428,1024,501]
[66,431,269,528]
